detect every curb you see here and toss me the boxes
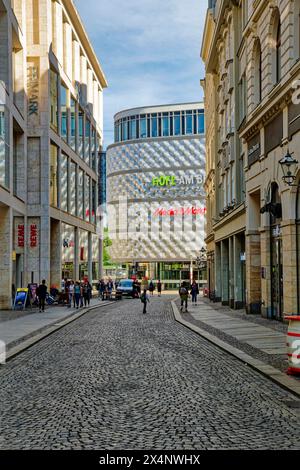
[171,300,300,398]
[3,301,115,363]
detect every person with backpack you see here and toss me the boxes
[141,289,150,314]
[179,282,189,313]
[191,280,199,306]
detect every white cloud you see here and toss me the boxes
[74,0,207,146]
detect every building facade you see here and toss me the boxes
[107,103,206,289]
[201,0,246,310]
[202,0,300,319]
[0,0,107,309]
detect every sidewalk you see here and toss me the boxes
[172,297,300,397]
[0,298,112,360]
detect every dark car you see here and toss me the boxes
[116,279,136,298]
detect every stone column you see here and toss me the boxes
[281,221,298,315]
[0,206,13,309]
[50,219,61,289]
[215,243,221,302]
[221,240,229,305]
[88,232,93,283]
[233,235,244,309]
[74,227,79,281]
[245,231,262,313]
[229,237,234,308]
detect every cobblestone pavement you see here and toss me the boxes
[0,297,299,450]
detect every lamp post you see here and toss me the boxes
[195,247,207,284]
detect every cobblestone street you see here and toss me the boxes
[0,297,299,450]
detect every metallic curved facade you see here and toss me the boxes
[107,103,206,264]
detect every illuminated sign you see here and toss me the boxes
[152,174,204,187]
[154,207,207,217]
[30,224,38,248]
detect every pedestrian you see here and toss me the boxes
[179,282,189,313]
[68,280,75,308]
[107,278,113,299]
[74,282,81,309]
[157,280,162,297]
[82,281,90,307]
[141,289,150,314]
[80,281,84,307]
[100,279,106,300]
[87,281,92,305]
[190,280,199,306]
[97,279,101,298]
[149,280,155,296]
[37,280,47,313]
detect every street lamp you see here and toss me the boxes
[279,151,298,187]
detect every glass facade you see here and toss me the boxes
[114,108,205,143]
[70,96,76,151]
[60,153,68,212]
[69,161,76,216]
[0,102,9,188]
[50,143,58,207]
[61,83,68,141]
[78,169,84,220]
[85,174,90,222]
[78,108,84,158]
[50,69,58,131]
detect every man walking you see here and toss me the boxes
[157,280,162,297]
[179,282,189,313]
[141,289,150,314]
[37,280,47,313]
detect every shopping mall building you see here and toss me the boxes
[106,103,206,289]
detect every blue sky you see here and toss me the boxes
[74,0,207,147]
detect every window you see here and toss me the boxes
[198,112,205,134]
[254,40,262,104]
[129,118,137,140]
[122,120,128,141]
[50,69,58,131]
[140,117,147,138]
[78,108,84,158]
[78,169,84,219]
[276,20,281,83]
[186,112,193,134]
[162,116,169,137]
[60,153,68,212]
[85,174,90,222]
[61,83,68,141]
[91,127,96,170]
[50,143,58,207]
[70,97,76,151]
[0,103,9,188]
[85,118,91,164]
[174,114,181,135]
[92,181,96,224]
[69,161,76,216]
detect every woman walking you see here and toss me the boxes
[74,282,81,309]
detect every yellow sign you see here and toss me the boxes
[12,251,16,261]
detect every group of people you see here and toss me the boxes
[63,279,93,309]
[96,279,116,300]
[179,280,200,313]
[149,280,162,296]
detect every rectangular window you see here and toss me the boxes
[61,83,68,141]
[70,97,76,151]
[78,108,84,159]
[85,174,90,222]
[50,69,58,131]
[174,115,181,135]
[50,143,58,207]
[162,116,169,137]
[151,116,158,137]
[91,127,96,170]
[198,113,205,134]
[122,120,128,141]
[85,118,91,165]
[186,113,193,134]
[0,103,9,188]
[181,115,185,134]
[60,153,68,212]
[140,117,147,138]
[92,181,96,224]
[70,161,76,216]
[129,119,137,140]
[78,169,84,219]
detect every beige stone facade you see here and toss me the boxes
[202,0,300,319]
[0,0,107,309]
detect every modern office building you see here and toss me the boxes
[202,0,300,319]
[0,0,107,309]
[106,103,206,288]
